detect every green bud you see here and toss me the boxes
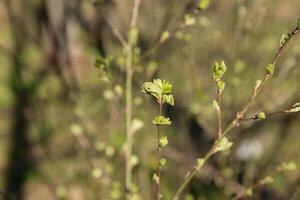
[153,116,172,126]
[213,61,227,81]
[245,188,253,196]
[159,136,169,148]
[254,79,262,91]
[217,80,226,94]
[280,33,291,46]
[184,15,196,26]
[297,18,300,30]
[260,176,274,185]
[160,158,166,166]
[152,173,159,184]
[195,158,205,170]
[256,112,266,120]
[197,0,210,10]
[266,64,274,76]
[215,137,233,152]
[160,31,170,42]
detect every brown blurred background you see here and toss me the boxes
[0,0,299,199]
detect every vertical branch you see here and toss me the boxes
[125,0,141,196]
[156,101,163,200]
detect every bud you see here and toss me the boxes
[256,112,266,120]
[160,31,170,42]
[217,80,226,94]
[266,64,274,76]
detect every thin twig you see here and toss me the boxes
[125,0,141,197]
[172,22,300,200]
[156,101,163,200]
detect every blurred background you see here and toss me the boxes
[0,0,299,199]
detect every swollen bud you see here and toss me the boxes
[256,112,266,120]
[266,64,274,76]
[217,80,226,94]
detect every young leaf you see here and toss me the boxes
[153,173,160,184]
[162,94,175,106]
[159,136,169,147]
[153,116,172,126]
[213,61,227,81]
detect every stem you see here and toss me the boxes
[156,101,163,200]
[172,23,299,200]
[125,0,141,196]
[215,82,222,138]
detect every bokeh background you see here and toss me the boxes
[0,0,300,199]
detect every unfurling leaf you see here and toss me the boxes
[141,79,173,100]
[153,116,172,126]
[266,64,274,76]
[215,137,233,152]
[162,94,175,106]
[159,136,169,147]
[213,61,227,81]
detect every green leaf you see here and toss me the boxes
[213,61,227,81]
[217,80,225,94]
[198,0,210,10]
[281,161,297,171]
[159,136,169,147]
[215,137,233,152]
[153,116,172,126]
[141,79,173,100]
[266,64,274,76]
[162,94,174,106]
